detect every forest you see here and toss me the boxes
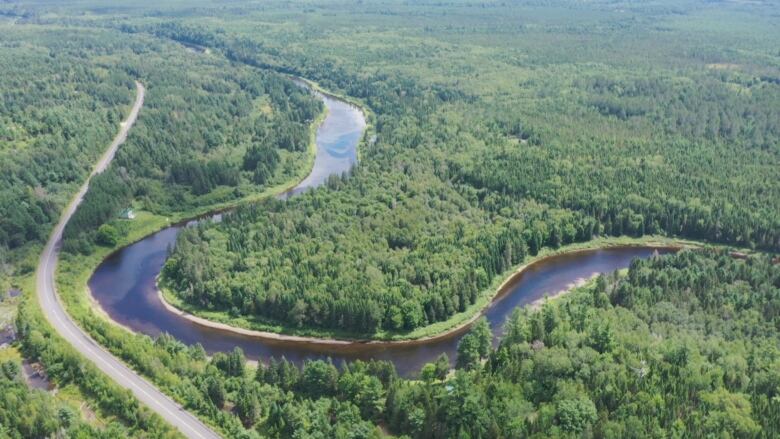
[0,357,133,438]
[0,22,321,259]
[0,20,324,438]
[0,28,133,253]
[159,0,779,336]
[0,0,778,437]
[61,36,321,253]
[22,246,780,438]
[385,249,780,438]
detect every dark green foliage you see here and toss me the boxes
[434,353,450,380]
[169,159,240,196]
[258,357,301,393]
[386,250,780,438]
[63,169,132,252]
[212,347,246,378]
[205,375,226,408]
[160,0,778,339]
[243,145,280,185]
[456,317,492,370]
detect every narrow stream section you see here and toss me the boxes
[89,86,675,376]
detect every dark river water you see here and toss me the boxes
[89,89,675,376]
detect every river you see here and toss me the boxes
[89,87,675,376]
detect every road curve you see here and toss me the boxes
[35,82,221,439]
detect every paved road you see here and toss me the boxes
[35,82,221,439]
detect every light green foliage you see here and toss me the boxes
[338,371,385,420]
[96,224,119,247]
[556,397,598,435]
[301,359,339,398]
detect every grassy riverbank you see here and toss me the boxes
[53,76,382,343]
[54,80,337,328]
[159,235,700,343]
[44,79,351,438]
[54,78,376,343]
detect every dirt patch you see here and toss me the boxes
[527,272,600,310]
[0,324,15,346]
[79,401,98,423]
[6,289,21,299]
[22,361,53,391]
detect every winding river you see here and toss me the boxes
[89,87,676,376]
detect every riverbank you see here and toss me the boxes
[291,76,376,162]
[156,235,696,345]
[0,83,164,433]
[58,79,366,342]
[45,78,366,436]
[33,82,205,438]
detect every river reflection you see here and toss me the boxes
[91,232,674,376]
[89,87,674,376]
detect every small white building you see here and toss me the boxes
[119,208,135,219]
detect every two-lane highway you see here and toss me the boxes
[35,81,220,439]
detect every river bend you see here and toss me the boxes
[89,87,674,376]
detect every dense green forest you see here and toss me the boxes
[158,0,779,336]
[0,21,323,437]
[61,35,321,253]
[386,249,780,438]
[0,22,321,258]
[17,290,391,437]
[0,28,133,254]
[24,246,780,437]
[0,27,179,436]
[0,0,778,437]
